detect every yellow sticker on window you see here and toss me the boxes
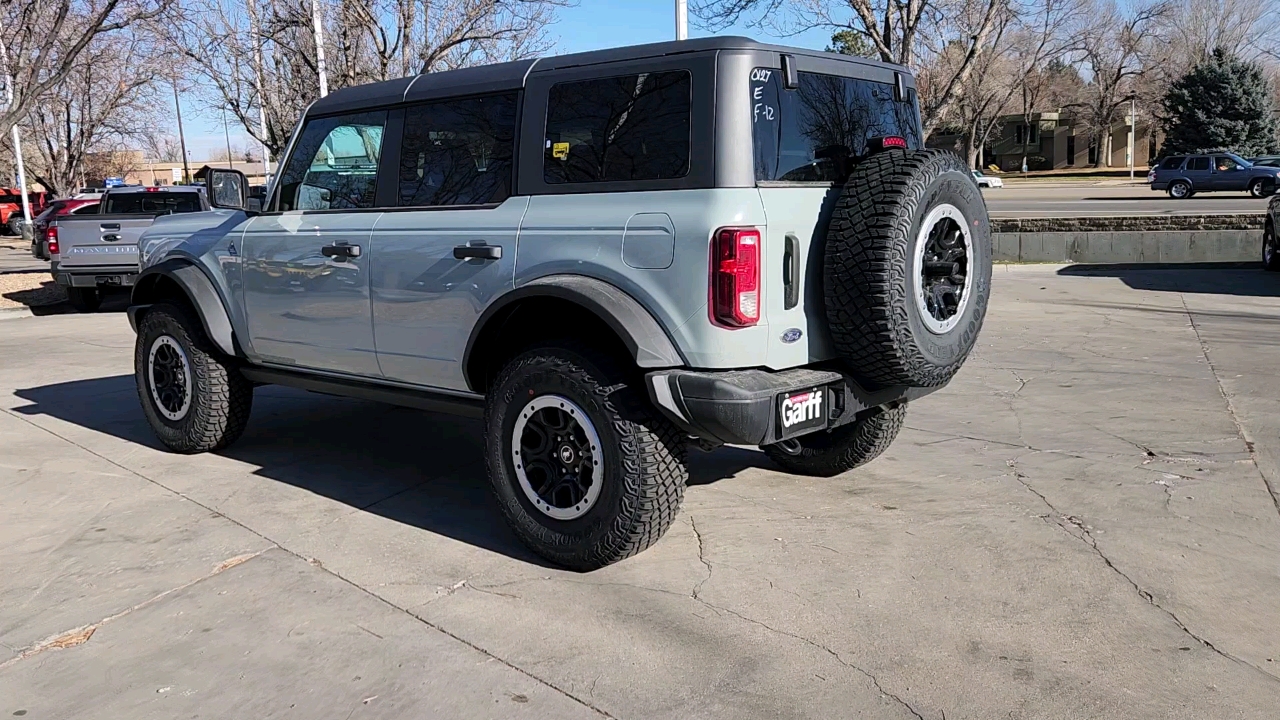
[552,142,570,160]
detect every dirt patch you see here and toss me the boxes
[0,271,65,310]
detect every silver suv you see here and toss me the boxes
[129,37,992,570]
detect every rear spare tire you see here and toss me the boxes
[824,149,991,389]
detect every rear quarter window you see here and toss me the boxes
[751,68,923,183]
[1158,156,1186,170]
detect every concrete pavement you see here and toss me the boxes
[987,184,1270,217]
[3,265,1280,718]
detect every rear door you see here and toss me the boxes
[241,110,387,377]
[369,93,525,391]
[1183,156,1211,190]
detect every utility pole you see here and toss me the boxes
[0,41,31,233]
[245,0,273,179]
[675,0,688,40]
[173,81,191,184]
[222,107,235,169]
[1127,98,1136,180]
[311,0,329,97]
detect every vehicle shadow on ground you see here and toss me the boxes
[1056,264,1280,297]
[11,375,769,566]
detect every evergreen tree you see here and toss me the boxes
[827,30,875,59]
[1160,48,1279,156]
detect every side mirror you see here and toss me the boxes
[206,168,250,211]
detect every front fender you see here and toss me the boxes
[130,259,238,357]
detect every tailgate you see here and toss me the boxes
[55,216,152,270]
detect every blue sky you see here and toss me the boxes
[179,1,834,158]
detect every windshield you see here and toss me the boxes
[1227,153,1252,167]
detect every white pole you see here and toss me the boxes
[0,44,31,230]
[245,0,273,178]
[1128,98,1135,180]
[311,0,329,97]
[675,0,688,40]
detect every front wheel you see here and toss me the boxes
[1249,179,1274,198]
[135,303,253,453]
[763,405,907,478]
[1264,224,1280,272]
[485,346,688,571]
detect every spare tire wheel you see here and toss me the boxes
[824,148,991,389]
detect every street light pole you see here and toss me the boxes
[675,0,688,40]
[311,0,329,97]
[173,81,191,184]
[222,107,234,169]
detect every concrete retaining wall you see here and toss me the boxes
[992,230,1262,263]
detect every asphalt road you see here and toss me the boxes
[986,183,1271,218]
[4,266,1280,718]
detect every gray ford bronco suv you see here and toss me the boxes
[129,37,991,570]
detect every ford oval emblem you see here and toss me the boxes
[781,328,803,344]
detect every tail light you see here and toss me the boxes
[711,227,760,327]
[46,226,58,255]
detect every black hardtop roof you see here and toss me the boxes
[307,36,908,117]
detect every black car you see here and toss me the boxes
[1265,195,1280,271]
[1149,153,1280,199]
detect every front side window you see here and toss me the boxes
[544,70,691,184]
[398,93,517,207]
[276,111,387,211]
[751,68,923,183]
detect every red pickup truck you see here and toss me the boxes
[0,189,50,235]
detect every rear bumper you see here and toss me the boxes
[55,266,139,288]
[646,366,939,446]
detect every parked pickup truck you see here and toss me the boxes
[50,186,206,311]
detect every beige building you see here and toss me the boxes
[931,111,1156,171]
[127,159,270,187]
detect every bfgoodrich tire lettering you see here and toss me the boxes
[135,303,253,453]
[763,405,907,477]
[823,149,992,389]
[485,345,688,571]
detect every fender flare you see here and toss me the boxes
[130,259,238,357]
[463,275,685,387]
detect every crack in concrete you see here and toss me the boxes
[1180,294,1280,524]
[690,597,926,720]
[0,549,268,671]
[1,409,615,718]
[1007,459,1280,685]
[689,516,713,600]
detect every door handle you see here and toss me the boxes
[453,244,502,261]
[100,223,120,230]
[321,243,362,261]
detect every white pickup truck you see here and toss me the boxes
[50,186,207,311]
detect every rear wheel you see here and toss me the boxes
[1264,223,1280,272]
[763,405,907,477]
[1168,181,1192,199]
[135,303,253,453]
[485,345,688,570]
[66,287,101,313]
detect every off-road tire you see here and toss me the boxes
[485,345,688,571]
[67,287,101,313]
[763,405,907,478]
[1264,222,1280,272]
[135,303,253,453]
[824,148,991,389]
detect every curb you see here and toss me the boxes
[0,306,34,320]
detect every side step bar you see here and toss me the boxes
[240,366,484,419]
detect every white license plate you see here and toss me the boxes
[778,387,828,437]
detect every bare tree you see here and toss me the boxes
[1073,0,1167,167]
[0,0,172,132]
[693,0,1009,135]
[143,134,185,163]
[162,0,567,160]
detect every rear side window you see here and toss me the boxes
[1159,156,1186,170]
[544,71,691,184]
[1186,157,1210,171]
[71,203,100,215]
[751,68,923,183]
[276,111,387,211]
[398,92,518,207]
[105,192,202,214]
